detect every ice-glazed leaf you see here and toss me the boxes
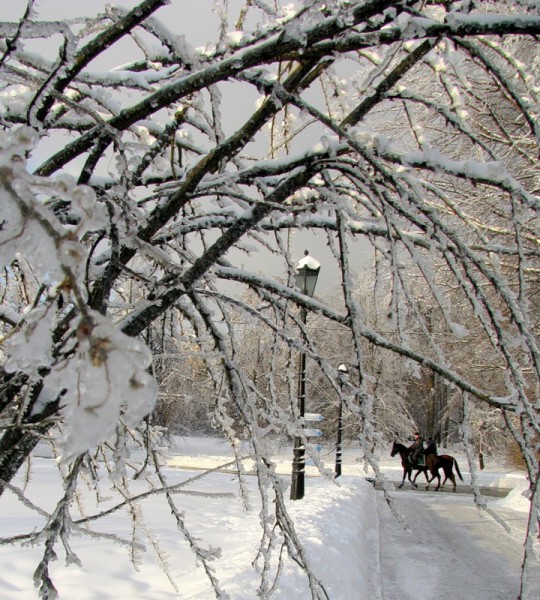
[43,310,158,462]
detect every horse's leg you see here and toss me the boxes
[427,473,438,491]
[425,466,436,490]
[398,468,406,489]
[413,467,428,489]
[441,468,454,490]
[431,469,441,491]
[407,467,418,489]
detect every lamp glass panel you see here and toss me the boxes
[295,267,319,297]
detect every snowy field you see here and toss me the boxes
[0,437,533,599]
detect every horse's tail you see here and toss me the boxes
[453,458,463,481]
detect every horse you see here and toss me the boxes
[390,441,464,492]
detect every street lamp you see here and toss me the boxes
[290,250,320,501]
[335,363,348,478]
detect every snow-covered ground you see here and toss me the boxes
[0,437,535,599]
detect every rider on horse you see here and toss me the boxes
[425,437,437,456]
[409,431,424,466]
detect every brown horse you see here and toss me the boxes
[390,441,464,492]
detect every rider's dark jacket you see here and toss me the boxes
[425,440,437,455]
[409,436,424,463]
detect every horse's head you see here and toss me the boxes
[390,441,399,457]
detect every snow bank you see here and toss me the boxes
[489,474,532,512]
[284,477,382,600]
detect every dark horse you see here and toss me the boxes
[390,441,463,492]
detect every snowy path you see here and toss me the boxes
[376,488,540,600]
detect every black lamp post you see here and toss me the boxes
[290,250,320,501]
[335,363,348,478]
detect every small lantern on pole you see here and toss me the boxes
[294,250,321,299]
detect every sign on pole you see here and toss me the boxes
[304,413,324,422]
